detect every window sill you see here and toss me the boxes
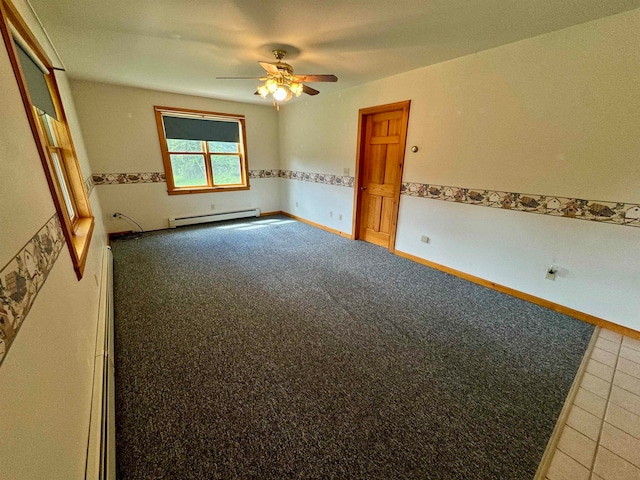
[167,185,250,195]
[70,216,94,279]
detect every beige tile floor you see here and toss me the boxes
[539,327,640,480]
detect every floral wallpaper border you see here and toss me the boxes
[0,214,65,366]
[249,169,281,179]
[90,171,640,228]
[92,170,356,187]
[279,169,355,188]
[84,175,95,197]
[92,172,166,185]
[402,182,640,228]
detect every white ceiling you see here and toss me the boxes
[29,0,640,105]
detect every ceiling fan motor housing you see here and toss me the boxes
[272,49,287,61]
[277,63,293,75]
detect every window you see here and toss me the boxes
[1,0,94,279]
[38,110,77,222]
[154,106,250,194]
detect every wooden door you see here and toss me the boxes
[354,101,410,250]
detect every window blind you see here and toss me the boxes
[15,43,57,120]
[162,116,240,143]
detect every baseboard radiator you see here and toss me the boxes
[86,246,116,480]
[168,208,261,228]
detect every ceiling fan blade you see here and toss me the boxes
[259,62,279,75]
[302,84,320,96]
[216,76,265,80]
[294,74,338,83]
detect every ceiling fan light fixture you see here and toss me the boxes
[290,82,303,97]
[273,85,289,102]
[265,78,278,93]
[257,85,269,98]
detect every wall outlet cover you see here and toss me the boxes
[545,266,557,281]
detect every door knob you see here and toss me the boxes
[361,186,367,191]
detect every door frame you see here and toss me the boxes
[352,100,411,252]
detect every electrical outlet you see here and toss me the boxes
[295,201,299,208]
[329,211,333,218]
[211,204,215,210]
[420,235,430,244]
[344,168,350,176]
[545,265,557,281]
[338,214,343,221]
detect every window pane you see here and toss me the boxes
[211,155,242,185]
[208,141,239,153]
[50,151,76,219]
[166,139,203,152]
[170,154,208,187]
[37,111,59,146]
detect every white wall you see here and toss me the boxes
[280,179,354,234]
[0,0,108,478]
[278,9,640,330]
[70,80,281,232]
[396,196,640,325]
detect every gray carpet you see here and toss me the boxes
[111,215,594,479]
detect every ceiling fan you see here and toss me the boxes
[217,50,337,108]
